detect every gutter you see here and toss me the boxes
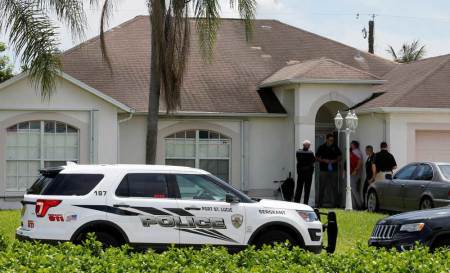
[259,78,386,88]
[133,111,288,118]
[356,107,450,114]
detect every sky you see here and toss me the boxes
[3,0,450,68]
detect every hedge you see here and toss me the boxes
[0,234,449,272]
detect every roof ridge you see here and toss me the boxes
[323,58,383,80]
[388,55,450,106]
[403,53,450,64]
[62,15,146,56]
[270,20,397,66]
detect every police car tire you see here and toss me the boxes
[255,230,296,248]
[81,231,120,248]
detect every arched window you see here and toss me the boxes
[6,121,79,191]
[165,130,231,182]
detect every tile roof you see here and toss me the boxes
[260,58,384,87]
[358,54,450,110]
[61,16,396,113]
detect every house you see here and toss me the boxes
[1,16,449,209]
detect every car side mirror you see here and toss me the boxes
[225,193,240,203]
[385,173,393,180]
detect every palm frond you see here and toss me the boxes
[0,0,61,99]
[193,0,221,60]
[386,45,398,62]
[98,0,115,71]
[36,0,87,40]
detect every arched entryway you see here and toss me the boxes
[313,101,348,207]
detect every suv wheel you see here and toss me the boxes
[255,230,296,248]
[420,197,434,210]
[367,191,379,212]
[80,232,120,248]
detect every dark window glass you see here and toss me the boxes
[56,122,66,133]
[27,175,55,194]
[44,121,55,133]
[175,174,229,201]
[18,122,29,130]
[199,159,229,182]
[199,130,209,139]
[394,165,417,180]
[41,174,104,195]
[116,173,168,198]
[414,164,433,180]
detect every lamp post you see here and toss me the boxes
[334,110,358,211]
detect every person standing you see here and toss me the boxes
[294,140,315,204]
[372,142,397,182]
[350,140,363,209]
[363,145,375,208]
[316,134,342,208]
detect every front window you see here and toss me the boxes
[165,130,231,181]
[175,174,230,201]
[6,121,79,191]
[393,164,417,180]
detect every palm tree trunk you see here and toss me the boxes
[146,14,161,165]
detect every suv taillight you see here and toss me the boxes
[35,199,61,217]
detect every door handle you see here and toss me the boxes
[184,207,201,211]
[401,184,405,187]
[421,185,425,189]
[113,203,130,208]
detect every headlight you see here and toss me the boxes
[297,210,319,222]
[399,223,425,232]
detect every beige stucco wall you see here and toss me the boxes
[387,112,450,168]
[0,76,121,206]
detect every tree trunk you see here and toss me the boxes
[368,20,374,54]
[146,15,161,164]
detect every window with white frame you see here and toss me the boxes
[165,130,231,182]
[6,120,79,191]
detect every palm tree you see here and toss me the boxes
[386,40,426,63]
[0,0,86,98]
[99,0,257,164]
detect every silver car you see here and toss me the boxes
[367,162,450,212]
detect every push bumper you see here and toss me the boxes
[314,209,338,253]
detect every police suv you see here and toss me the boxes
[17,164,337,253]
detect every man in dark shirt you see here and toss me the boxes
[362,145,375,208]
[316,134,342,208]
[294,140,315,204]
[372,142,397,181]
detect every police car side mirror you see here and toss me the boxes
[225,193,240,203]
[385,173,393,180]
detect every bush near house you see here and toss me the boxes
[0,234,449,272]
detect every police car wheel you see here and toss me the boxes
[80,232,120,248]
[256,230,296,248]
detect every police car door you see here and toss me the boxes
[106,172,179,246]
[172,174,246,246]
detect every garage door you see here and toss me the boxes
[415,130,450,162]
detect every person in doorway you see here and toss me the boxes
[372,142,397,182]
[294,140,315,204]
[350,140,363,209]
[316,134,342,208]
[363,145,375,208]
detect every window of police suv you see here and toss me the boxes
[116,173,169,198]
[28,174,104,195]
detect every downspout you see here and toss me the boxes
[240,119,245,191]
[117,110,135,163]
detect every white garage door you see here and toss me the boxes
[416,130,450,162]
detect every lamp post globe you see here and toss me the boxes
[334,111,343,131]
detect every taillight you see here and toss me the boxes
[448,190,450,199]
[35,199,61,217]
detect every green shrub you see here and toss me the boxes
[0,236,449,272]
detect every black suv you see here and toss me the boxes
[369,207,450,251]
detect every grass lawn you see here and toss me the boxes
[0,209,386,253]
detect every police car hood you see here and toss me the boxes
[259,199,313,211]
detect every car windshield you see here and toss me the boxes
[439,165,450,180]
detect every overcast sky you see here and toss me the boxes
[3,0,450,68]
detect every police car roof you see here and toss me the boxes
[57,164,210,174]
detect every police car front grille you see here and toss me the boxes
[371,224,398,240]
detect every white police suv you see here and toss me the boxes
[17,164,337,253]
